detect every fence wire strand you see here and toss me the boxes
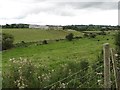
[44,61,103,88]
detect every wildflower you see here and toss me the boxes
[115,54,118,57]
[69,69,71,72]
[13,60,16,63]
[19,67,22,69]
[52,69,54,72]
[17,83,21,87]
[9,59,12,61]
[19,86,25,89]
[19,57,22,60]
[18,70,21,73]
[24,59,27,62]
[38,76,40,79]
[60,83,65,88]
[96,72,102,75]
[97,80,101,83]
[8,65,11,67]
[44,77,47,80]
[20,76,22,80]
[14,81,17,84]
[42,74,44,77]
[16,80,20,83]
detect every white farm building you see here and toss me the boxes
[29,25,49,29]
[29,24,63,30]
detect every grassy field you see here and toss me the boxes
[2,31,115,69]
[2,28,83,43]
[2,29,116,88]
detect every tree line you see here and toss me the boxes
[63,25,120,31]
[2,24,29,28]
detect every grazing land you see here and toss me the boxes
[2,29,83,43]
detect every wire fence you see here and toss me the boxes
[44,61,104,89]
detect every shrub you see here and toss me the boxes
[89,33,96,38]
[2,33,14,50]
[42,40,48,44]
[99,31,106,35]
[74,36,82,39]
[83,33,89,38]
[65,33,74,41]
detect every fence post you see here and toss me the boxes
[111,49,118,89]
[118,71,120,90]
[103,43,111,88]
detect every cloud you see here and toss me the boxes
[0,0,119,25]
[56,2,118,10]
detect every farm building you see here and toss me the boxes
[29,24,63,30]
[48,25,63,30]
[29,25,49,29]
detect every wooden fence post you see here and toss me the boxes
[117,70,120,90]
[111,49,118,89]
[103,43,111,88]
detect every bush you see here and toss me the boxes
[83,33,89,38]
[98,31,106,35]
[89,33,96,38]
[42,40,48,44]
[65,33,74,41]
[2,33,14,50]
[74,36,82,39]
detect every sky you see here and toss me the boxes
[0,0,119,25]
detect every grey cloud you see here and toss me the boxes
[5,1,118,20]
[56,2,118,10]
[18,2,75,18]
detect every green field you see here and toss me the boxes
[2,29,83,43]
[2,29,115,69]
[2,29,116,88]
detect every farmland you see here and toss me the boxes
[2,28,116,88]
[2,29,82,43]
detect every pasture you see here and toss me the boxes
[2,29,83,43]
[2,28,116,88]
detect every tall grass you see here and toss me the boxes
[2,57,93,88]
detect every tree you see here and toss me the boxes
[65,33,74,41]
[2,33,14,50]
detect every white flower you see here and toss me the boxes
[19,67,22,69]
[20,57,22,60]
[52,69,54,72]
[44,77,47,80]
[97,80,101,83]
[38,76,40,79]
[115,54,118,57]
[17,83,21,87]
[42,74,44,77]
[9,59,12,61]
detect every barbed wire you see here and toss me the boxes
[44,61,103,88]
[77,65,103,88]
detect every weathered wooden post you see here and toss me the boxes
[103,43,111,88]
[111,49,118,89]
